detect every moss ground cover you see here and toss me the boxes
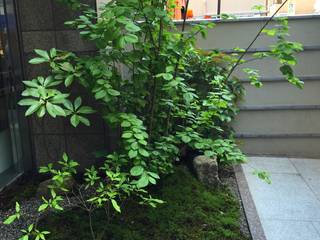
[39,167,248,240]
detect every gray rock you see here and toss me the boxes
[36,177,76,198]
[193,155,221,187]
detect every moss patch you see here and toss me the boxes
[40,167,248,240]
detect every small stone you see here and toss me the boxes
[36,177,76,198]
[193,155,221,187]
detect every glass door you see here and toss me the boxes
[0,0,25,188]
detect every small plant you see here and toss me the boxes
[4,0,302,239]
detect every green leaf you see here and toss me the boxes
[78,106,95,114]
[121,121,131,128]
[148,172,160,179]
[71,115,80,127]
[139,148,150,157]
[124,34,138,44]
[130,166,144,176]
[181,135,191,143]
[60,62,74,72]
[65,75,74,87]
[63,152,68,161]
[125,22,141,32]
[204,150,215,157]
[3,215,17,224]
[78,116,90,126]
[149,176,156,184]
[23,80,39,88]
[25,102,42,116]
[111,199,121,213]
[15,202,20,213]
[38,204,48,212]
[63,100,74,111]
[18,98,39,106]
[136,174,149,188]
[35,49,50,60]
[37,106,46,118]
[107,89,120,96]
[128,150,138,159]
[122,132,133,139]
[163,73,173,81]
[29,58,48,64]
[74,97,82,110]
[134,133,144,140]
[46,102,57,118]
[95,90,107,99]
[50,48,57,58]
[19,235,29,240]
[46,103,66,117]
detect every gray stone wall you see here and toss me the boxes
[192,16,320,158]
[17,0,116,168]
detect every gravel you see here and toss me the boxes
[0,195,80,240]
[220,165,252,239]
[0,198,42,240]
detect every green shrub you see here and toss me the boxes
[4,0,302,239]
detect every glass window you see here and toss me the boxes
[0,0,24,188]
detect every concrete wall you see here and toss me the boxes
[16,0,116,168]
[190,15,320,158]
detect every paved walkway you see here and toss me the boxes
[242,157,320,240]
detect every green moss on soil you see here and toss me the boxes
[40,167,249,240]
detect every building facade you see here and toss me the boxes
[1,0,320,189]
[0,0,114,189]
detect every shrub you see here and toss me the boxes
[5,0,302,239]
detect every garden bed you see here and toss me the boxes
[34,166,250,240]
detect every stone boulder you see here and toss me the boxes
[193,155,221,187]
[36,177,76,198]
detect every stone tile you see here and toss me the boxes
[291,158,320,200]
[55,30,96,52]
[261,219,320,240]
[290,158,320,176]
[244,173,317,203]
[255,199,320,221]
[303,179,320,200]
[23,53,51,79]
[18,0,54,31]
[33,135,66,167]
[312,222,320,236]
[22,31,56,53]
[243,157,297,174]
[52,0,96,30]
[66,134,105,169]
[244,173,320,221]
[31,115,64,135]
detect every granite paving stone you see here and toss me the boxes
[242,157,320,240]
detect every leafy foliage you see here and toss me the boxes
[38,167,249,240]
[5,0,303,239]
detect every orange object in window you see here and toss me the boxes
[186,9,193,19]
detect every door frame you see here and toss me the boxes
[0,0,33,189]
